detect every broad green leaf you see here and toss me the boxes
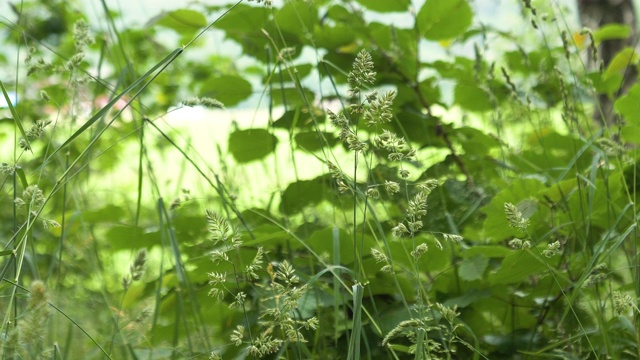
[279,178,325,215]
[355,0,410,12]
[314,24,356,49]
[490,250,547,285]
[151,9,207,35]
[105,225,160,250]
[621,125,640,144]
[274,1,317,35]
[453,126,500,155]
[482,178,546,242]
[295,131,338,151]
[200,75,252,106]
[603,47,638,81]
[417,0,473,41]
[213,4,266,34]
[459,255,489,281]
[593,24,631,43]
[81,204,125,223]
[454,82,492,111]
[462,245,511,259]
[270,87,315,107]
[228,128,277,163]
[615,82,640,125]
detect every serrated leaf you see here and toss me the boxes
[417,0,473,41]
[201,75,252,106]
[459,255,489,281]
[228,128,277,163]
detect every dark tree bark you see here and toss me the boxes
[577,0,637,126]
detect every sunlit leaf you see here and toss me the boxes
[593,24,631,43]
[150,9,207,35]
[615,82,640,125]
[603,47,638,81]
[417,0,473,41]
[355,0,410,12]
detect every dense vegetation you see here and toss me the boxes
[1,0,639,358]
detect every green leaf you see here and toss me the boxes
[490,251,547,285]
[200,75,252,106]
[274,1,317,36]
[603,47,638,81]
[214,4,266,33]
[417,0,473,41]
[355,0,410,12]
[295,131,338,151]
[314,24,356,49]
[454,82,492,111]
[270,87,315,107]
[615,83,640,126]
[462,245,511,259]
[459,255,489,281]
[621,125,640,144]
[279,178,325,215]
[228,128,277,163]
[593,24,631,43]
[152,9,207,35]
[482,178,547,242]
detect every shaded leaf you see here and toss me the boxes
[459,255,489,281]
[228,128,277,163]
[201,75,252,106]
[490,251,547,285]
[295,131,338,151]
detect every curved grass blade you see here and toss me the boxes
[48,47,183,159]
[0,80,31,153]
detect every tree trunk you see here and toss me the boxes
[577,0,637,126]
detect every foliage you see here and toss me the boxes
[0,0,639,359]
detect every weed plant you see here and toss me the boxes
[0,0,639,359]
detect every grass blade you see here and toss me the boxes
[48,47,183,159]
[0,80,31,153]
[347,283,364,360]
